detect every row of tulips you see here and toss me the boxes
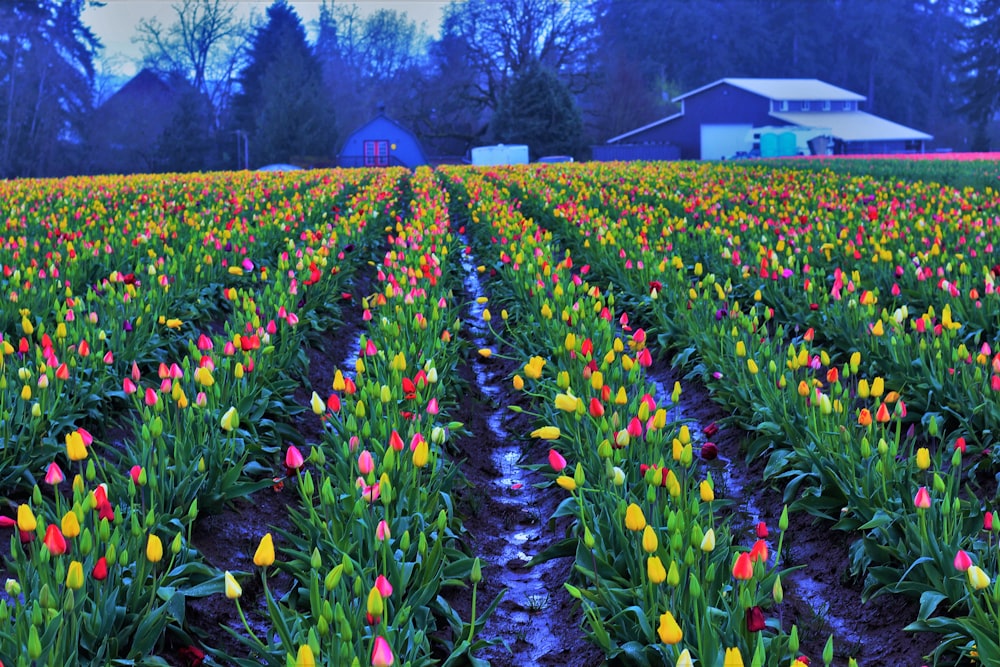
[439,166,831,667]
[496,161,1000,665]
[0,169,392,664]
[216,166,500,666]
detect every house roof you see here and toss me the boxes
[674,78,866,103]
[606,112,683,144]
[770,110,933,141]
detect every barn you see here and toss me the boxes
[604,78,933,160]
[338,106,428,169]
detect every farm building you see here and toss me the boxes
[603,78,933,160]
[338,107,428,169]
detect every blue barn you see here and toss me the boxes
[338,107,428,169]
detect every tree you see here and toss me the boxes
[231,0,336,166]
[135,0,247,126]
[960,0,1000,149]
[0,0,100,177]
[314,1,428,151]
[439,0,597,112]
[490,60,583,159]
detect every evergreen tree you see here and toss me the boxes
[490,60,583,159]
[231,0,336,166]
[961,0,1000,150]
[0,0,100,177]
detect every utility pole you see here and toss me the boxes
[234,130,249,169]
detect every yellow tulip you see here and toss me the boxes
[146,534,163,563]
[642,525,658,553]
[225,570,242,599]
[647,555,666,584]
[624,503,646,531]
[657,611,682,644]
[254,533,275,567]
[530,426,560,440]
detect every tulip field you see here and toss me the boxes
[0,159,998,666]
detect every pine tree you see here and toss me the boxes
[960,0,1000,150]
[490,60,583,159]
[231,0,336,166]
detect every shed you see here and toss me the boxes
[338,107,428,169]
[605,78,932,160]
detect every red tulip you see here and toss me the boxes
[750,539,769,563]
[92,556,108,581]
[732,552,754,580]
[43,524,67,555]
[746,605,766,632]
[589,397,605,418]
[389,430,405,451]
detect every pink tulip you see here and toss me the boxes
[914,486,931,509]
[44,462,64,486]
[954,549,973,572]
[358,450,374,475]
[144,387,158,407]
[374,574,393,597]
[371,636,394,667]
[123,378,137,395]
[548,449,567,472]
[376,520,391,541]
[285,445,304,472]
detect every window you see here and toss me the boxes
[779,100,789,111]
[823,100,831,111]
[802,101,811,111]
[843,101,853,111]
[364,140,390,167]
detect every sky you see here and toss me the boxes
[82,0,448,77]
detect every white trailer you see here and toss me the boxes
[470,144,530,166]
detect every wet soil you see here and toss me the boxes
[647,361,941,667]
[442,239,604,667]
[171,253,378,666]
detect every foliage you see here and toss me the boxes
[490,60,584,159]
[231,0,336,167]
[0,0,100,177]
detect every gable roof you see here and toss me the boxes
[674,78,866,103]
[770,110,932,141]
[606,112,683,144]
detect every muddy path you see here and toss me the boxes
[443,237,604,667]
[645,361,940,667]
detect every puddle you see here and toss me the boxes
[457,234,571,665]
[646,363,862,656]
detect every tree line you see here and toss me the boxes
[1,0,997,178]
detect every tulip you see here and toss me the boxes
[358,450,374,475]
[647,555,666,584]
[376,520,391,541]
[61,511,80,538]
[556,475,576,491]
[746,605,766,632]
[43,524,67,555]
[375,574,393,598]
[65,430,87,461]
[732,552,754,580]
[44,462,64,486]
[657,611,682,644]
[295,645,316,667]
[642,525,658,553]
[224,571,242,599]
[968,565,991,590]
[66,560,84,590]
[530,426,560,440]
[676,649,694,667]
[285,445,304,472]
[700,479,715,502]
[724,647,745,667]
[954,549,973,572]
[413,439,429,467]
[92,556,108,581]
[548,449,567,472]
[254,533,275,567]
[914,486,931,509]
[310,391,325,414]
[372,636,394,667]
[624,503,646,531]
[146,534,163,563]
[915,447,930,470]
[367,586,384,621]
[701,528,716,552]
[220,406,239,432]
[17,504,36,532]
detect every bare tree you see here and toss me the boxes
[134,0,247,121]
[440,0,598,111]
